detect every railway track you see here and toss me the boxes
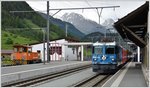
[70,61,131,87]
[71,74,111,87]
[2,65,91,87]
[71,60,132,87]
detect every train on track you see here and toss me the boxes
[11,45,42,65]
[92,41,130,73]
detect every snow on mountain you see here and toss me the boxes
[61,12,106,35]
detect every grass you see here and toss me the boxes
[1,31,38,50]
[2,60,14,65]
[84,48,92,56]
[50,31,59,39]
[1,56,14,65]
[23,19,40,28]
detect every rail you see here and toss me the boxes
[71,74,111,87]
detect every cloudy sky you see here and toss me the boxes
[26,0,146,24]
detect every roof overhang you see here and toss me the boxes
[13,45,32,48]
[114,1,149,48]
[93,41,116,46]
[62,42,93,46]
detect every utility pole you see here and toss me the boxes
[43,28,46,64]
[66,23,68,37]
[47,1,50,62]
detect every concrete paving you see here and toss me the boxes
[119,63,147,87]
[1,61,91,84]
[102,62,148,87]
[1,61,86,74]
[37,68,96,87]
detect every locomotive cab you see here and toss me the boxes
[13,45,32,53]
[92,42,118,73]
[12,45,41,65]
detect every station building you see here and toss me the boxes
[30,38,81,62]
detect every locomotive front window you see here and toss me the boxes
[106,47,115,54]
[20,48,23,52]
[14,48,18,52]
[94,47,102,54]
[23,47,27,52]
[28,48,32,53]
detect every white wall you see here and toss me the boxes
[64,46,81,61]
[31,39,79,61]
[31,43,47,61]
[65,46,76,61]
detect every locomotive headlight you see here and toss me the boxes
[102,55,106,60]
[112,58,114,61]
[94,58,97,61]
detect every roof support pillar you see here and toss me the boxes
[62,45,65,61]
[81,45,84,61]
[137,46,140,62]
[76,46,79,61]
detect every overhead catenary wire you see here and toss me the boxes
[10,6,120,13]
[85,0,104,24]
[4,28,46,30]
[9,5,120,23]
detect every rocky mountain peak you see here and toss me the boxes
[61,12,106,35]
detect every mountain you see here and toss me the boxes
[61,12,106,35]
[82,18,117,42]
[82,32,104,42]
[102,18,117,33]
[102,18,115,29]
[1,1,81,49]
[2,1,67,41]
[39,12,85,39]
[1,31,38,49]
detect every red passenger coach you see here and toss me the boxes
[122,48,128,64]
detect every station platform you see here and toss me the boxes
[1,61,91,85]
[102,61,148,87]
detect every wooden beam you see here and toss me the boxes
[127,24,146,28]
[135,31,143,33]
[121,24,146,46]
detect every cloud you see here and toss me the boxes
[26,1,145,24]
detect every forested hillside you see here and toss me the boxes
[1,1,75,49]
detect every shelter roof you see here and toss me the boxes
[114,1,149,48]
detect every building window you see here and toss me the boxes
[50,46,62,55]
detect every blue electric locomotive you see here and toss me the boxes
[92,41,127,73]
